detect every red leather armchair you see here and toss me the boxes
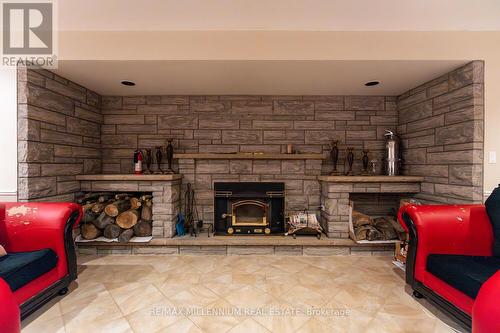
[0,202,82,319]
[398,204,497,330]
[0,278,20,333]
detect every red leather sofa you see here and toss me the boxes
[398,193,500,331]
[0,202,82,319]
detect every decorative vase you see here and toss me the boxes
[345,147,354,176]
[164,139,174,174]
[143,148,152,174]
[330,140,340,175]
[154,146,163,174]
[361,149,370,175]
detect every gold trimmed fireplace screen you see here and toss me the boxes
[232,200,268,226]
[222,199,270,234]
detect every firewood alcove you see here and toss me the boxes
[78,192,153,242]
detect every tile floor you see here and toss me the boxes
[22,255,463,333]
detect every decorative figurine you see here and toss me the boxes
[154,146,163,174]
[330,140,340,175]
[345,147,354,176]
[361,149,370,175]
[143,148,152,174]
[164,139,175,174]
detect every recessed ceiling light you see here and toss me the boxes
[365,81,380,87]
[121,80,135,86]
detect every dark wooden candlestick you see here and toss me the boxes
[143,148,152,174]
[361,149,370,175]
[164,139,174,174]
[345,147,354,176]
[154,146,163,174]
[330,140,340,175]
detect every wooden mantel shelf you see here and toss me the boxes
[76,174,182,181]
[174,153,325,160]
[317,175,424,183]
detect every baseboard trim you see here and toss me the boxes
[0,192,17,202]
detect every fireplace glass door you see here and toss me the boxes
[231,200,268,226]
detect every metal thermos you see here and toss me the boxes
[383,130,401,176]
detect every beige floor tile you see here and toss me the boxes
[224,285,276,308]
[227,317,271,333]
[189,315,241,333]
[23,315,65,333]
[156,317,203,333]
[66,316,133,333]
[125,299,180,333]
[108,283,166,316]
[62,293,124,332]
[168,285,220,308]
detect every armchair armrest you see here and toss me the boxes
[473,271,500,333]
[397,204,493,285]
[0,202,82,279]
[0,278,20,333]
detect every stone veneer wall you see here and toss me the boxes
[397,61,484,203]
[100,95,398,230]
[100,95,398,175]
[17,68,103,201]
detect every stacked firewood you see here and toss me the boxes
[78,193,153,242]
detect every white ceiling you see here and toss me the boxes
[59,0,500,31]
[53,60,468,96]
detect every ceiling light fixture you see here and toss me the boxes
[365,80,380,87]
[121,80,136,86]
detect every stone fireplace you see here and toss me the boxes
[16,61,485,244]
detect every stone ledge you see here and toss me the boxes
[175,153,325,160]
[317,176,424,182]
[76,234,390,247]
[76,174,182,181]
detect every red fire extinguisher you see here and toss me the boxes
[134,150,143,175]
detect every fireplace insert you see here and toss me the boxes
[214,182,285,235]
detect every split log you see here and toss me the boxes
[116,209,139,229]
[81,223,101,240]
[103,224,122,239]
[91,202,107,214]
[77,192,108,204]
[98,194,114,203]
[82,203,97,223]
[351,211,372,227]
[118,229,134,243]
[104,200,131,217]
[93,212,115,229]
[130,197,142,209]
[82,210,97,224]
[141,200,153,221]
[115,193,130,200]
[140,194,152,201]
[133,220,152,237]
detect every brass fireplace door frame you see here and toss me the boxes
[231,200,268,226]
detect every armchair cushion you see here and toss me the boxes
[427,254,500,299]
[485,186,500,256]
[0,249,58,292]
